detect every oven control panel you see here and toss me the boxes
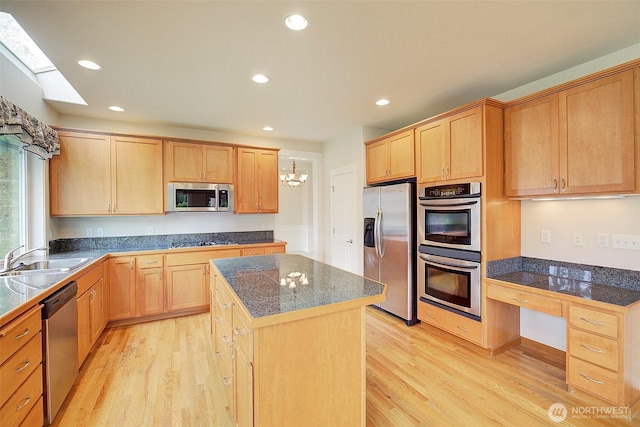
[421,182,481,199]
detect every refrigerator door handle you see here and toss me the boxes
[375,208,384,258]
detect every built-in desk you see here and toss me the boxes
[485,257,640,411]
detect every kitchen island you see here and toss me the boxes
[210,254,386,427]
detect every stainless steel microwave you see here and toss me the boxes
[166,182,233,212]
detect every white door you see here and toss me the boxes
[330,164,359,273]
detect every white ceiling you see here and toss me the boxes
[2,1,640,144]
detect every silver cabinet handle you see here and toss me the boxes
[553,177,558,192]
[580,343,605,354]
[143,260,158,264]
[233,327,244,337]
[579,373,604,384]
[222,335,231,343]
[579,317,605,326]
[14,328,30,340]
[511,296,529,304]
[457,325,469,333]
[16,395,31,411]
[15,359,30,373]
[222,376,232,386]
[560,176,566,192]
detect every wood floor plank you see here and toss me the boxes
[52,309,638,426]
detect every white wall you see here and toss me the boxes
[492,44,640,350]
[276,158,314,255]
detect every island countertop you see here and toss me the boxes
[211,254,387,327]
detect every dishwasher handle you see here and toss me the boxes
[41,281,77,319]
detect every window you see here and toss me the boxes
[0,135,25,256]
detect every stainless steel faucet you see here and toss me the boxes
[2,245,49,272]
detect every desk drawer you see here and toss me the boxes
[569,328,618,371]
[487,284,562,317]
[568,305,618,338]
[568,356,618,404]
[0,306,42,365]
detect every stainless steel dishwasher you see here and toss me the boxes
[41,281,79,425]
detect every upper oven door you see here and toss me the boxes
[418,196,481,252]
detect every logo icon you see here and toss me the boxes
[548,403,568,422]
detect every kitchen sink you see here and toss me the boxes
[16,257,91,270]
[1,267,71,276]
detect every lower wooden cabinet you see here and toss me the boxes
[137,254,165,316]
[0,306,43,427]
[417,300,484,346]
[77,262,107,366]
[108,256,137,321]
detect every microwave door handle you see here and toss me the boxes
[419,255,478,270]
[418,201,478,208]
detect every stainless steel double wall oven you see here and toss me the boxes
[417,182,482,319]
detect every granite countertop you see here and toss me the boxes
[487,257,640,307]
[212,254,386,320]
[0,231,282,324]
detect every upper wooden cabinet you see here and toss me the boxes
[415,106,484,183]
[164,141,233,183]
[51,131,163,215]
[505,68,636,197]
[236,147,279,213]
[365,130,415,184]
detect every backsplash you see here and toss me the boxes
[49,231,274,253]
[487,256,640,292]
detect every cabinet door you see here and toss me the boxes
[387,130,415,180]
[505,95,560,196]
[416,120,446,183]
[91,279,105,342]
[165,264,209,311]
[50,132,111,215]
[446,106,484,181]
[203,145,233,183]
[235,346,254,427]
[109,257,136,320]
[257,150,279,213]
[236,148,259,213]
[365,139,389,183]
[112,136,164,214]
[138,267,165,316]
[167,141,204,182]
[77,290,92,366]
[560,70,635,194]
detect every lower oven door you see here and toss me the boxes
[418,249,481,319]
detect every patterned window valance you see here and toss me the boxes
[0,96,60,159]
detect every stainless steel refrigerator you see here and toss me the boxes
[363,181,417,325]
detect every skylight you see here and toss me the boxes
[0,12,54,72]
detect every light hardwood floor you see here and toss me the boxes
[53,308,639,426]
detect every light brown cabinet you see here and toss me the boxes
[365,130,415,184]
[0,306,43,427]
[415,106,484,183]
[164,140,233,183]
[505,68,636,197]
[236,148,279,213]
[77,262,107,366]
[51,131,164,215]
[417,300,484,346]
[108,256,137,321]
[137,254,165,316]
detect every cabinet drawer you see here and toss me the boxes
[137,254,164,269]
[487,284,562,317]
[0,332,42,405]
[19,395,43,427]
[568,305,618,338]
[0,306,42,365]
[418,301,483,346]
[568,356,618,404]
[241,247,265,256]
[166,249,242,266]
[232,307,253,361]
[569,328,618,371]
[0,364,43,427]
[214,313,233,359]
[77,262,103,295]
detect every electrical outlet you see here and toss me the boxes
[612,234,640,250]
[596,233,609,248]
[85,228,93,237]
[540,230,551,243]
[147,226,154,235]
[572,232,583,246]
[96,227,104,237]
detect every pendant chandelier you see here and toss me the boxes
[280,159,308,188]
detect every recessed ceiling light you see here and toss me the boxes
[109,106,124,112]
[78,59,101,70]
[252,74,270,84]
[376,99,390,106]
[284,14,308,31]
[263,126,274,132]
